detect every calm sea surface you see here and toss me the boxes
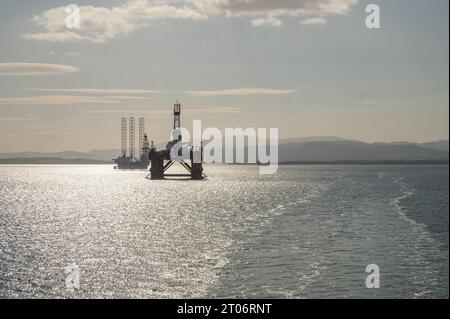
[0,165,448,298]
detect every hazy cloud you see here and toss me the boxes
[251,17,282,27]
[28,88,163,95]
[83,110,158,114]
[25,0,358,42]
[193,0,358,15]
[193,0,357,27]
[36,131,63,140]
[24,1,207,43]
[0,95,148,105]
[184,106,241,114]
[0,116,39,121]
[84,106,240,115]
[187,88,297,96]
[301,17,327,25]
[102,96,150,100]
[0,63,79,76]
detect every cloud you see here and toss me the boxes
[24,31,91,43]
[25,0,358,42]
[194,0,357,16]
[102,96,150,100]
[184,106,241,114]
[27,88,163,95]
[0,95,148,105]
[0,116,39,121]
[83,110,156,114]
[193,0,357,27]
[0,63,79,76]
[24,1,207,43]
[251,16,282,27]
[187,88,297,96]
[83,106,240,115]
[36,131,62,140]
[301,17,327,25]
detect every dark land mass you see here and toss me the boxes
[0,157,112,164]
[0,158,449,165]
[278,160,449,165]
[232,160,449,165]
[1,138,448,165]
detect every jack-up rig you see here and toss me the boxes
[147,101,206,180]
[113,117,151,169]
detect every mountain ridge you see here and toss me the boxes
[1,138,448,162]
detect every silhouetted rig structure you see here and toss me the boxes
[114,101,205,180]
[148,101,205,180]
[113,117,150,169]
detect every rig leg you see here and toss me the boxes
[191,163,204,180]
[150,157,164,180]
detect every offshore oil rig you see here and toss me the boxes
[114,101,205,180]
[148,101,205,180]
[113,117,151,169]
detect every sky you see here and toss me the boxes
[0,0,448,152]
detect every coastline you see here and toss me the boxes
[0,159,448,165]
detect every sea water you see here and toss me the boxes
[0,165,448,298]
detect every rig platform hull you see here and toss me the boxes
[113,157,149,170]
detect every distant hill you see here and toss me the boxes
[420,140,449,152]
[278,136,353,144]
[278,140,448,162]
[0,157,111,164]
[0,138,448,164]
[0,149,119,161]
[373,140,449,152]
